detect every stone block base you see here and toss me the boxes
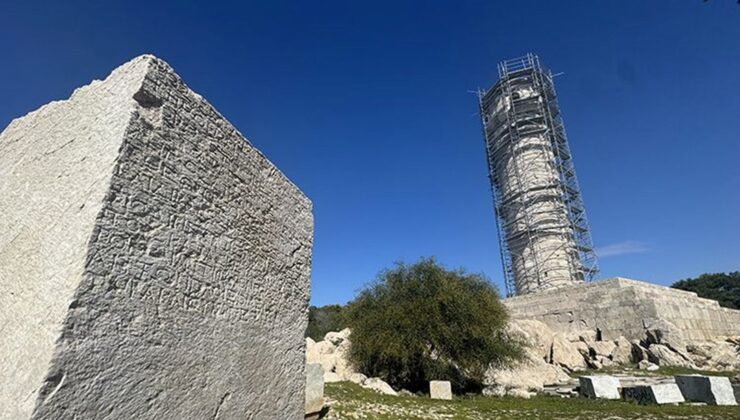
[675,375,737,405]
[623,384,685,405]
[578,376,620,399]
[430,381,452,400]
[504,278,740,342]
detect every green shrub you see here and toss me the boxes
[306,304,347,341]
[343,257,523,393]
[671,272,740,310]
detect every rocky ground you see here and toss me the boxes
[308,320,740,398]
[321,382,739,419]
[307,324,739,418]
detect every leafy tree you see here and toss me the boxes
[306,304,347,341]
[343,257,523,393]
[671,272,740,310]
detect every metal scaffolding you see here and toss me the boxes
[478,53,598,297]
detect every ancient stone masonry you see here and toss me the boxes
[0,55,313,419]
[503,277,740,342]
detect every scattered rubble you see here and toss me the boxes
[309,323,740,405]
[306,329,398,396]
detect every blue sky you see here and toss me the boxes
[2,1,738,306]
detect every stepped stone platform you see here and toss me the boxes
[504,277,740,342]
[0,55,313,419]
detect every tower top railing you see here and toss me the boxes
[497,53,542,78]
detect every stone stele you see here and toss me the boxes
[429,380,453,400]
[0,55,313,419]
[305,363,325,419]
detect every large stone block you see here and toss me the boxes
[623,384,684,405]
[578,376,620,400]
[305,363,324,419]
[430,381,452,400]
[675,375,737,406]
[0,55,313,419]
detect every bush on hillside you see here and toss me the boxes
[671,272,740,310]
[343,257,524,393]
[306,304,347,341]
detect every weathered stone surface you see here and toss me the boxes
[511,319,554,361]
[324,372,342,383]
[588,341,616,358]
[507,388,534,399]
[482,385,507,397]
[0,55,313,419]
[347,373,368,385]
[637,360,659,371]
[578,376,621,400]
[305,363,325,416]
[623,384,684,405]
[610,336,634,365]
[485,318,571,393]
[551,334,587,371]
[504,278,740,342]
[363,378,398,396]
[324,328,351,346]
[305,329,358,383]
[429,381,452,400]
[686,340,740,371]
[631,340,649,362]
[675,375,737,406]
[486,359,570,394]
[648,344,696,368]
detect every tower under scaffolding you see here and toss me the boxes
[478,53,598,297]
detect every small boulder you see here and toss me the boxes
[588,341,616,358]
[551,334,587,371]
[610,336,633,365]
[482,385,507,397]
[508,319,555,361]
[324,371,342,383]
[347,372,368,385]
[324,328,351,346]
[485,358,570,393]
[693,341,740,371]
[645,319,691,359]
[647,344,696,368]
[507,388,534,399]
[637,360,659,371]
[363,377,398,396]
[631,340,649,362]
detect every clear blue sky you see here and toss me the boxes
[2,1,738,306]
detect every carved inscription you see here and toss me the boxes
[83,61,312,328]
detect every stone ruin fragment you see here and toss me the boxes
[0,55,313,419]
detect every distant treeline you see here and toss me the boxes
[306,304,347,341]
[671,271,740,310]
